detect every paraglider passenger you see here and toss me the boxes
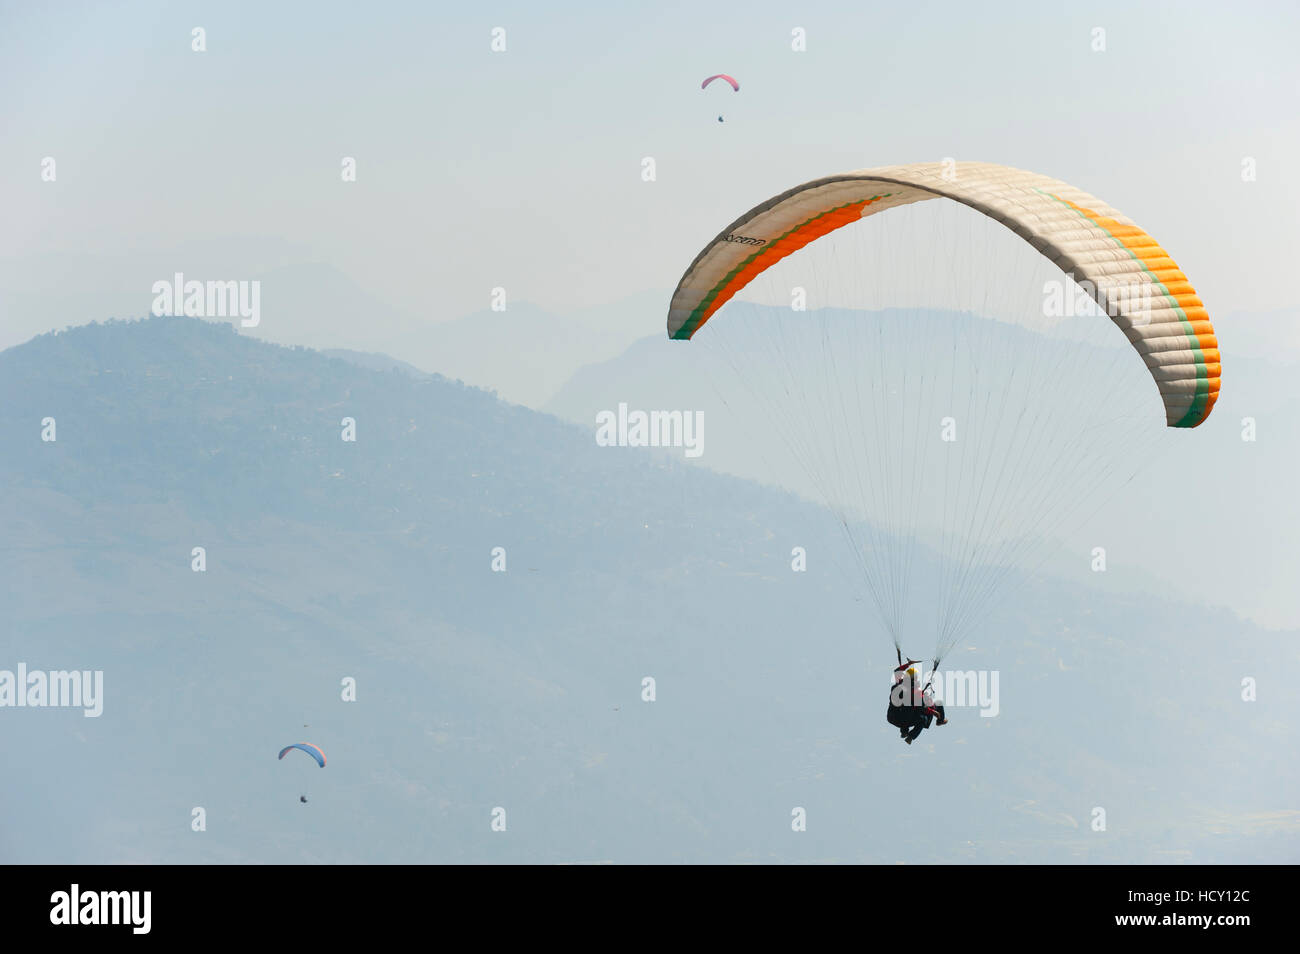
[888,664,948,744]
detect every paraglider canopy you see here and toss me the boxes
[666,161,1219,429]
[701,73,739,91]
[278,742,326,767]
[665,160,1219,672]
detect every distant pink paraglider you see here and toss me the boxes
[701,74,740,92]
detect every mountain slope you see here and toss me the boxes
[0,316,1295,863]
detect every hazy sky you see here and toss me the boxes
[3,0,1298,336]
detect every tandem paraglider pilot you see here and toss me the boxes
[887,662,948,745]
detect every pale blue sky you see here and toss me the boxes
[3,0,1298,334]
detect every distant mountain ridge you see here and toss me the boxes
[0,316,1295,864]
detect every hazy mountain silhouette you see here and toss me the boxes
[546,310,1300,630]
[1,316,1295,863]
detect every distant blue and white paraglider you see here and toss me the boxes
[278,742,326,768]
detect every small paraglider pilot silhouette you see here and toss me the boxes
[887,660,947,744]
